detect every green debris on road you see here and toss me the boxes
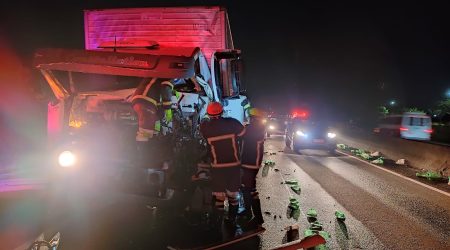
[289,197,300,210]
[306,208,318,219]
[290,184,301,194]
[304,229,315,237]
[284,180,298,185]
[284,179,301,194]
[337,144,348,150]
[371,157,384,165]
[264,160,276,167]
[416,170,442,181]
[335,210,346,221]
[309,221,323,231]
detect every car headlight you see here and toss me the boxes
[327,132,337,139]
[58,150,77,167]
[269,125,275,130]
[296,130,307,137]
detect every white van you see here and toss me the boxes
[374,112,432,141]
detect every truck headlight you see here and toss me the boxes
[296,130,307,137]
[58,151,77,167]
[327,132,337,139]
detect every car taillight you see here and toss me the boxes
[424,129,433,133]
[399,127,408,131]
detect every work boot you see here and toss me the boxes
[251,199,264,226]
[208,208,224,231]
[239,189,253,220]
[225,204,238,227]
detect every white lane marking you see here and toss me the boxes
[337,150,450,198]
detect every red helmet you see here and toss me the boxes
[207,102,223,117]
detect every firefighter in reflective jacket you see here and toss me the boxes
[200,102,245,227]
[240,108,266,226]
[131,78,174,167]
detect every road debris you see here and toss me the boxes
[370,151,381,157]
[337,144,348,150]
[309,221,323,231]
[290,184,301,194]
[264,160,276,167]
[286,224,300,242]
[416,170,442,181]
[284,180,298,185]
[335,210,346,221]
[289,197,300,210]
[306,208,317,219]
[264,211,272,216]
[274,168,280,172]
[371,157,384,165]
[396,159,407,165]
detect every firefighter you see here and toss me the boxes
[240,108,266,226]
[130,78,174,168]
[200,102,245,228]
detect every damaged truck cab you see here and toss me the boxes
[34,7,249,193]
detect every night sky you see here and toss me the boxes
[1,1,449,121]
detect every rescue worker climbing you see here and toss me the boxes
[130,78,174,168]
[240,108,266,226]
[199,102,245,228]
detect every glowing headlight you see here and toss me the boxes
[296,130,307,137]
[327,132,337,138]
[269,125,275,130]
[58,151,77,167]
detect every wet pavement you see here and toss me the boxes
[258,136,450,249]
[1,136,449,249]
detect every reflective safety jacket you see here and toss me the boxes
[200,117,245,168]
[131,78,173,110]
[241,120,266,169]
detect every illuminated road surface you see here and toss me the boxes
[1,136,449,249]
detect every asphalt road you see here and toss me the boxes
[258,136,450,249]
[1,136,449,249]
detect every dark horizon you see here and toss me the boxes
[1,1,449,120]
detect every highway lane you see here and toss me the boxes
[258,136,450,249]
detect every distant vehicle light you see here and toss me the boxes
[424,129,433,133]
[296,130,307,137]
[292,109,309,119]
[269,125,276,130]
[262,119,267,124]
[400,127,409,131]
[327,132,337,138]
[58,151,77,167]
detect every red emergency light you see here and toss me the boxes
[291,109,309,119]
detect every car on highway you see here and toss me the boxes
[374,112,432,141]
[285,118,337,154]
[265,115,287,137]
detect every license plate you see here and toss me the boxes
[313,139,325,143]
